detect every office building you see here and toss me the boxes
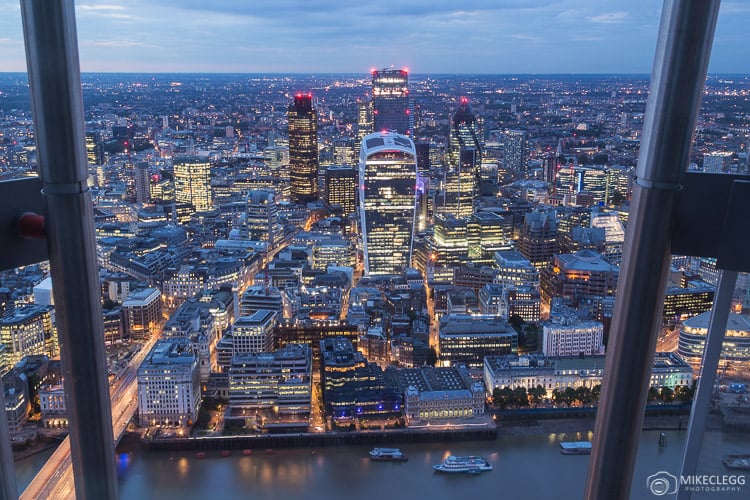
[443,148,479,218]
[357,99,373,143]
[173,156,212,214]
[319,337,402,420]
[484,352,692,396]
[494,250,541,289]
[438,314,518,368]
[372,68,411,135]
[239,286,283,318]
[121,288,162,340]
[0,304,57,367]
[678,312,750,371]
[389,365,485,423]
[541,250,619,303]
[517,209,559,270]
[85,130,104,166]
[137,339,200,427]
[444,98,482,218]
[662,282,715,327]
[228,343,312,418]
[273,321,359,370]
[359,131,417,275]
[542,317,605,357]
[245,189,283,246]
[232,310,276,355]
[325,166,357,215]
[288,93,319,203]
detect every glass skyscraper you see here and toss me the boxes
[288,93,319,203]
[173,156,212,213]
[372,68,411,135]
[444,98,483,218]
[359,131,417,275]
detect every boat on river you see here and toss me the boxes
[369,448,408,462]
[560,441,592,455]
[432,456,492,474]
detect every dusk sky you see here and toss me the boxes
[0,1,748,74]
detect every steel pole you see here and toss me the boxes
[0,376,19,500]
[19,1,118,499]
[584,1,719,499]
[676,270,737,500]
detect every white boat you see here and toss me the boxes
[560,441,592,455]
[432,455,492,474]
[369,448,407,461]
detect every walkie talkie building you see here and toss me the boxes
[359,131,417,276]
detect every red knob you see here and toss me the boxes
[17,212,46,239]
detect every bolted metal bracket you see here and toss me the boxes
[0,176,48,271]
[670,172,750,272]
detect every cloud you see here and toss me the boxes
[587,11,629,24]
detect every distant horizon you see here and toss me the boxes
[1,71,749,77]
[1,1,749,74]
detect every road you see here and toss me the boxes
[22,334,159,500]
[656,327,679,353]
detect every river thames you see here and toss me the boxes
[14,429,750,499]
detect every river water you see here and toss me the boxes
[14,429,750,499]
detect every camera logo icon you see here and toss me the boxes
[647,471,679,496]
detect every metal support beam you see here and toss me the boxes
[584,1,719,499]
[677,270,737,500]
[0,376,19,500]
[20,1,118,499]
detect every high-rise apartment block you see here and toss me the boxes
[288,93,319,203]
[359,132,417,276]
[135,162,150,205]
[504,130,527,175]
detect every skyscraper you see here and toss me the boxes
[173,156,212,214]
[447,98,483,170]
[357,99,373,143]
[135,162,150,205]
[288,93,319,203]
[504,130,527,176]
[325,166,357,215]
[359,131,417,275]
[372,68,411,135]
[444,98,483,218]
[246,189,283,246]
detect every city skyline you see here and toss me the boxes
[0,1,749,74]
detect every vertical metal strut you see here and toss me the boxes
[676,270,737,500]
[584,1,720,499]
[19,1,118,499]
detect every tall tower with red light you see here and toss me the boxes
[288,93,319,203]
[371,68,411,136]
